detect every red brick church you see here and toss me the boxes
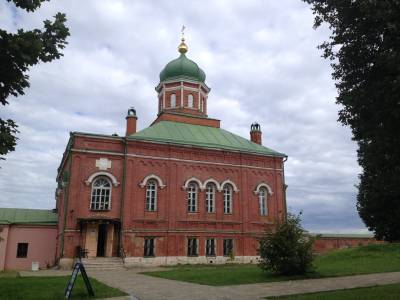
[55,37,287,267]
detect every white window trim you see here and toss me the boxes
[188,94,194,108]
[223,184,233,214]
[90,176,112,210]
[139,174,166,189]
[201,178,221,190]
[187,182,198,213]
[253,182,273,195]
[205,183,216,213]
[258,188,268,216]
[219,179,239,193]
[182,177,203,190]
[171,93,176,108]
[85,171,120,187]
[146,180,158,211]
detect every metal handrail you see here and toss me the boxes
[119,247,126,264]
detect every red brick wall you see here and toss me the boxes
[313,236,383,254]
[57,134,285,259]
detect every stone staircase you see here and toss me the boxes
[81,257,125,271]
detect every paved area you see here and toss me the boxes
[18,269,400,299]
[87,269,400,300]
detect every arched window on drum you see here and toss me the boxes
[188,94,194,108]
[170,93,176,108]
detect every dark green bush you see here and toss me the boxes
[258,213,314,275]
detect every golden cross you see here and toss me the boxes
[181,25,186,39]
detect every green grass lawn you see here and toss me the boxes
[143,243,400,286]
[268,283,400,300]
[0,275,126,300]
[0,270,19,278]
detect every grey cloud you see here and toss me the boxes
[0,0,367,233]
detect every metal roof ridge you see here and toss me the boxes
[130,121,286,157]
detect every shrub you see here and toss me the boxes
[258,213,314,275]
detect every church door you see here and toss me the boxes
[96,223,108,257]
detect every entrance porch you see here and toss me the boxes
[78,219,120,258]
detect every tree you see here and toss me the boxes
[303,1,400,241]
[258,213,314,275]
[0,0,69,160]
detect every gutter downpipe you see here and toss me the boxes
[282,156,288,221]
[119,137,128,262]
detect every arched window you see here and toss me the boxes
[205,183,216,213]
[187,182,198,212]
[259,187,267,216]
[223,184,233,214]
[146,180,157,211]
[188,94,194,108]
[91,176,111,210]
[171,94,176,108]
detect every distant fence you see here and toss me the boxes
[310,233,384,254]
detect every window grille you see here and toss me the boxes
[205,183,215,213]
[171,93,176,107]
[259,188,267,216]
[188,94,194,107]
[187,238,198,256]
[144,238,155,257]
[223,184,233,214]
[16,243,28,258]
[90,177,111,210]
[187,182,198,212]
[206,238,216,256]
[146,180,157,211]
[223,239,233,256]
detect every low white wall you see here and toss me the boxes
[124,255,261,267]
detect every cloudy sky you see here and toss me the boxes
[0,0,367,233]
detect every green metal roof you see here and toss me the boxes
[129,121,286,157]
[159,54,206,83]
[0,208,58,225]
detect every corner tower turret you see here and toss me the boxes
[155,36,211,118]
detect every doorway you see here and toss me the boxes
[96,223,108,257]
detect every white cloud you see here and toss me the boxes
[0,0,367,233]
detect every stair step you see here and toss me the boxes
[80,257,125,270]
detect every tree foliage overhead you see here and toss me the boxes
[0,0,69,160]
[304,0,400,241]
[258,213,314,275]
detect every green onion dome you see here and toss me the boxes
[159,38,206,83]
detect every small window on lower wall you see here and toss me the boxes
[206,238,216,256]
[144,238,155,257]
[17,243,28,258]
[187,238,198,256]
[223,239,233,256]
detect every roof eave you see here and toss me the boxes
[127,136,286,158]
